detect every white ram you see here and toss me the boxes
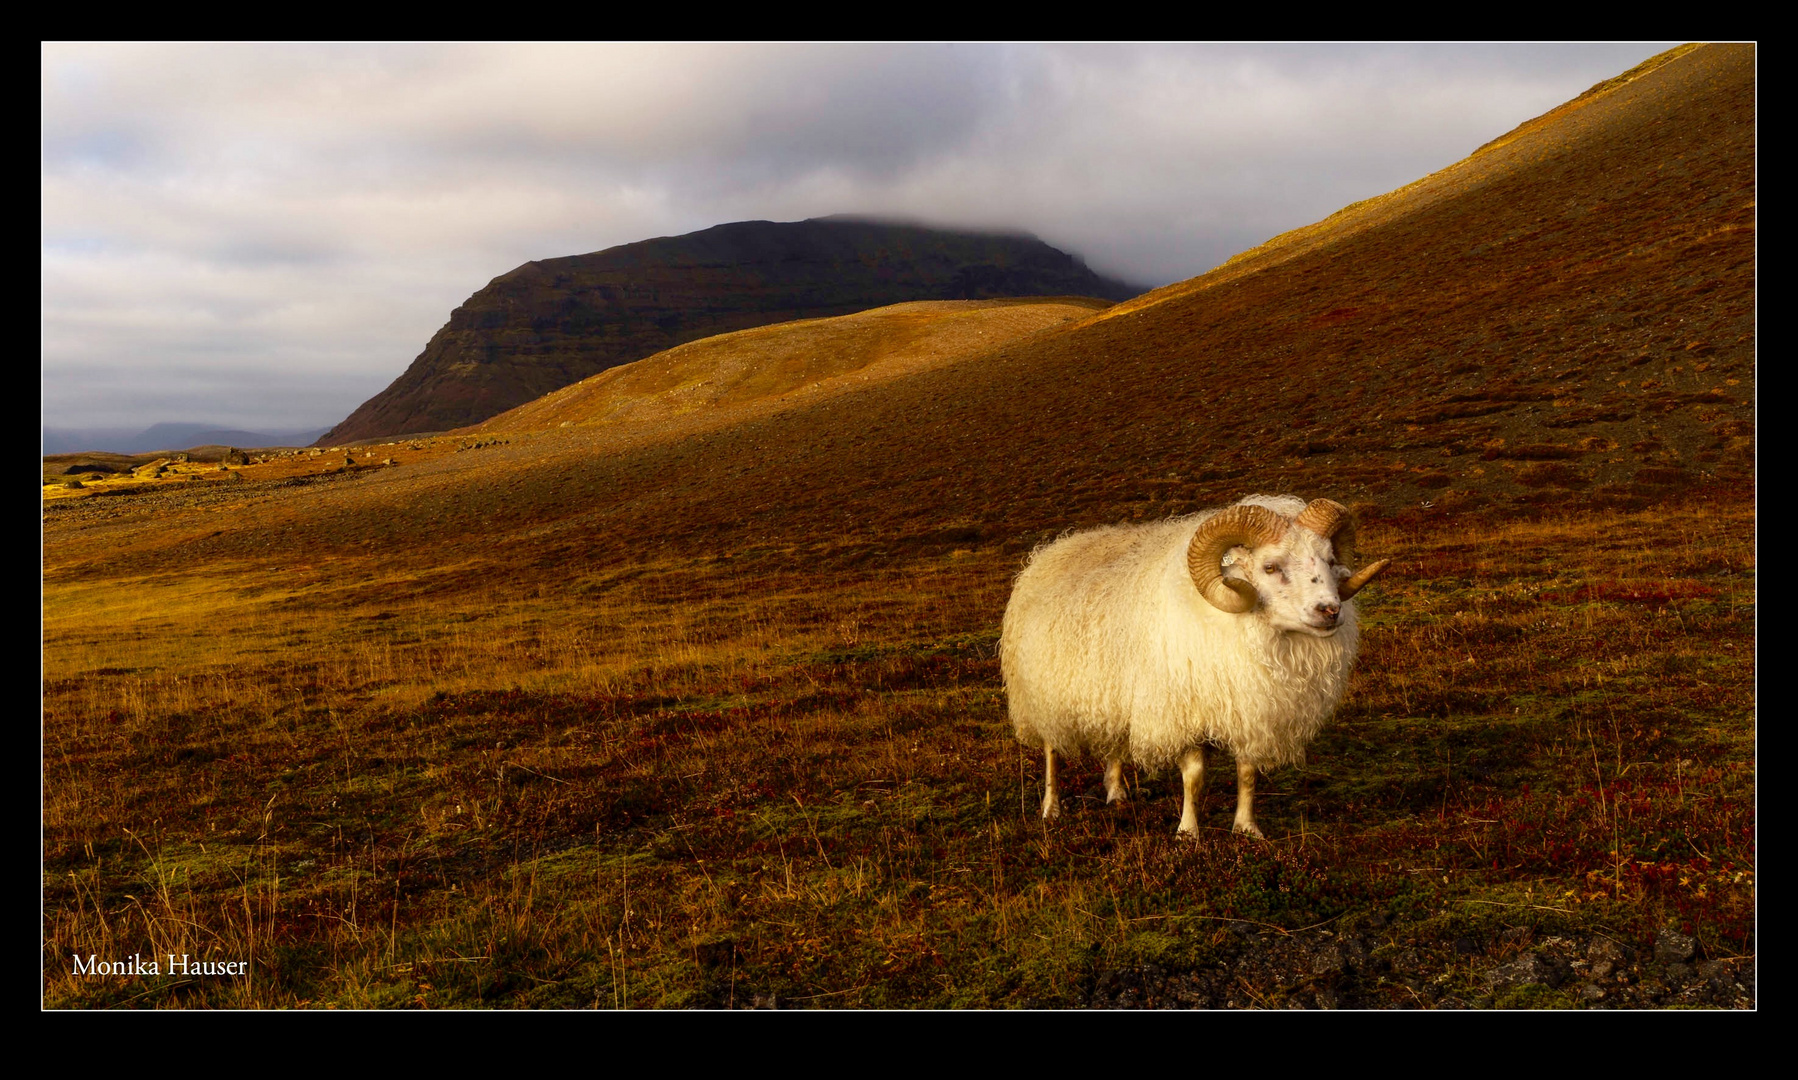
[1000,495,1389,837]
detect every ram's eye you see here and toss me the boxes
[1263,563,1280,575]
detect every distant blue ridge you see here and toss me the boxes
[43,423,333,456]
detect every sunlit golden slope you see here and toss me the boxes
[471,298,1109,446]
[1090,43,1712,328]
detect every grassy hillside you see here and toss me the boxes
[42,44,1754,1009]
[474,298,1110,445]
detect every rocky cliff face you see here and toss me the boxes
[320,217,1139,444]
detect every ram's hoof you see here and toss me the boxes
[1233,822,1266,840]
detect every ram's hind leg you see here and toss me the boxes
[1233,760,1265,839]
[1104,760,1128,804]
[1041,747,1061,819]
[1176,746,1208,836]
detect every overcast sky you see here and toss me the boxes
[42,42,1680,437]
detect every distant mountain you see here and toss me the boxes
[42,423,332,456]
[318,218,1142,444]
[41,428,140,456]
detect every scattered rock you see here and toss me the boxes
[1588,936,1634,965]
[1313,944,1349,977]
[1486,951,1570,990]
[1697,960,1736,991]
[1073,925,1735,1009]
[1654,928,1697,965]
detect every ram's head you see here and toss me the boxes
[1185,498,1390,635]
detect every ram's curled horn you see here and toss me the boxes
[1294,498,1350,539]
[1297,496,1370,571]
[1340,558,1390,601]
[1186,505,1288,613]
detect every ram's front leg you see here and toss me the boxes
[1176,746,1208,835]
[1233,759,1265,839]
[1041,747,1062,819]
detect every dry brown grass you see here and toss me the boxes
[42,491,1754,1008]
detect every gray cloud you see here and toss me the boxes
[42,42,1681,436]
